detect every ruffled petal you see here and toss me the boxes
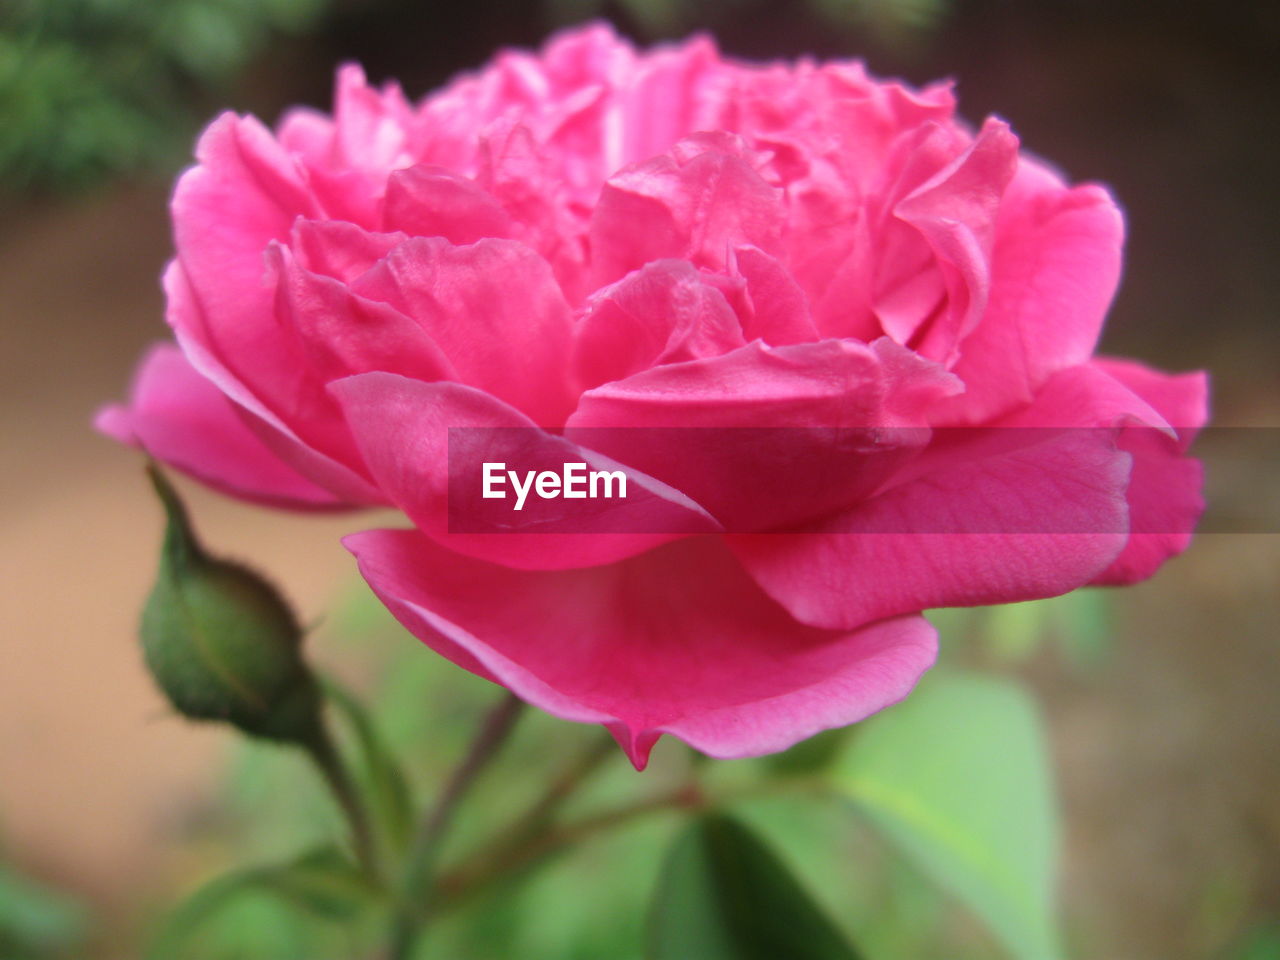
[381,165,513,242]
[351,237,576,426]
[164,260,387,505]
[269,242,456,385]
[730,363,1148,629]
[94,343,347,509]
[290,219,406,284]
[589,132,783,286]
[730,245,819,345]
[1089,358,1209,585]
[571,259,746,390]
[347,529,938,768]
[889,117,1019,363]
[934,159,1125,424]
[330,373,719,570]
[566,337,960,531]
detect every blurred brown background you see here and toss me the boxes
[2,1,1277,957]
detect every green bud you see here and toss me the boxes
[140,465,323,744]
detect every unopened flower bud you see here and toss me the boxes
[140,465,323,744]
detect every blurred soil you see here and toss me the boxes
[0,187,367,915]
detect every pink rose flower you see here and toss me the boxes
[98,24,1207,767]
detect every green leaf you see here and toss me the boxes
[0,862,87,958]
[764,726,849,777]
[647,813,863,960]
[834,671,1062,960]
[1234,922,1280,960]
[1047,589,1113,671]
[145,846,381,960]
[983,600,1053,664]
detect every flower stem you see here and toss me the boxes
[431,773,833,914]
[389,690,524,960]
[420,729,615,900]
[438,784,703,909]
[505,730,617,834]
[302,722,380,882]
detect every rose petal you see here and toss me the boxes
[351,237,576,425]
[730,245,819,345]
[589,131,783,286]
[330,373,719,570]
[619,34,720,166]
[934,159,1126,424]
[566,337,960,530]
[332,62,414,173]
[94,343,347,509]
[730,363,1150,629]
[890,117,1019,363]
[164,260,387,505]
[347,528,938,768]
[269,242,457,385]
[1092,357,1208,446]
[290,219,406,284]
[1088,359,1209,585]
[571,259,746,390]
[381,165,513,242]
[171,113,320,417]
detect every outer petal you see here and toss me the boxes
[1091,357,1208,444]
[330,373,719,570]
[1089,358,1209,585]
[170,113,320,421]
[346,529,938,768]
[934,159,1126,424]
[731,364,1145,629]
[164,261,387,505]
[94,343,346,509]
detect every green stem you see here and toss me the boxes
[389,691,524,960]
[420,730,615,903]
[437,784,703,910]
[302,722,380,882]
[432,773,833,914]
[505,730,617,835]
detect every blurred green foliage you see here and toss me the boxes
[648,813,862,959]
[549,0,949,44]
[145,846,382,960]
[0,573,1119,957]
[0,0,328,195]
[0,0,950,199]
[0,858,88,960]
[1233,924,1280,960]
[835,671,1062,960]
[144,580,1074,960]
